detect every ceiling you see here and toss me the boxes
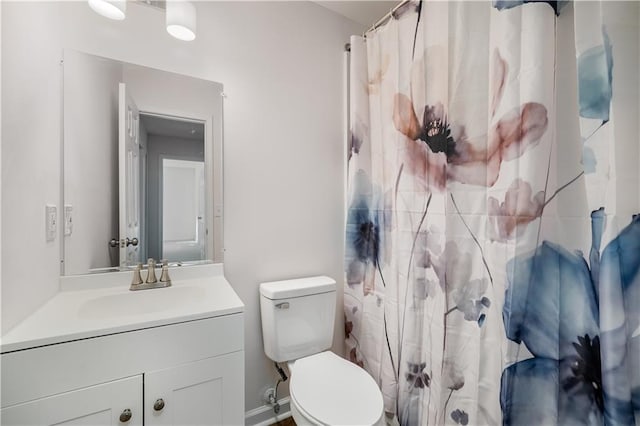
[314,1,398,28]
[140,114,204,141]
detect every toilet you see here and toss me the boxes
[260,276,384,426]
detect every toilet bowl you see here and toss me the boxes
[287,351,384,426]
[259,276,384,426]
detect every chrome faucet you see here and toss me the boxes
[130,258,172,291]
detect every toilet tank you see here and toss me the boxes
[260,276,336,362]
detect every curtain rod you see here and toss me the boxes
[364,0,411,36]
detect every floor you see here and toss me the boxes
[270,416,296,426]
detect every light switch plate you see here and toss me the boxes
[64,204,73,236]
[45,204,57,242]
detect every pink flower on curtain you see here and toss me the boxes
[488,178,545,241]
[392,49,549,191]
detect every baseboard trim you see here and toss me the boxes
[245,396,292,426]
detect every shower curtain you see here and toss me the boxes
[344,1,639,425]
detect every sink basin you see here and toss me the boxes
[0,264,245,353]
[78,285,206,319]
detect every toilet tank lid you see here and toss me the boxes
[260,276,336,300]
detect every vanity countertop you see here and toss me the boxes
[1,264,243,353]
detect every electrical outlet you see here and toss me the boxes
[64,204,73,236]
[45,205,57,242]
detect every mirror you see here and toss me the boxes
[62,50,223,275]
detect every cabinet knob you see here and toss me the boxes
[119,408,132,422]
[154,398,165,411]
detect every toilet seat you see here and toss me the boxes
[289,351,383,426]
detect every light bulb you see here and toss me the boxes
[88,0,126,20]
[166,1,196,41]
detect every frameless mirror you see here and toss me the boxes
[62,50,223,275]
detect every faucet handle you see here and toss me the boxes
[146,258,158,283]
[131,264,144,287]
[159,264,172,285]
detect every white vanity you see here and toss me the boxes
[0,264,244,426]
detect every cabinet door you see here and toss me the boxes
[1,375,142,426]
[145,351,244,426]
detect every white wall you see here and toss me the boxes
[0,0,3,334]
[1,0,363,414]
[2,2,66,334]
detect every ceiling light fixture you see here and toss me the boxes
[87,0,126,20]
[166,0,197,41]
[88,1,198,42]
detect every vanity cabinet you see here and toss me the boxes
[1,312,244,426]
[1,375,143,426]
[145,352,244,425]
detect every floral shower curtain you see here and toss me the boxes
[344,1,639,425]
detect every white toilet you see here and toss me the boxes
[260,276,384,426]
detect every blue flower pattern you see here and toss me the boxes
[501,209,640,425]
[345,170,390,293]
[493,0,568,16]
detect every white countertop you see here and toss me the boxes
[1,264,243,353]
